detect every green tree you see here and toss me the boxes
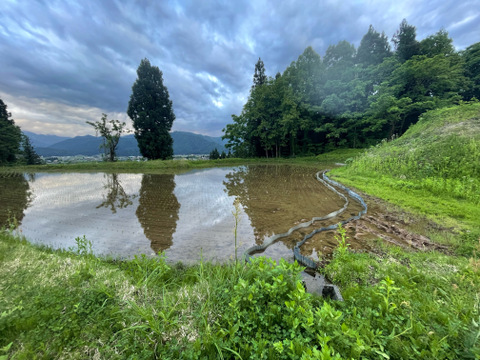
[127,58,175,160]
[462,42,480,100]
[392,19,420,62]
[324,40,356,68]
[419,29,455,57]
[223,114,250,157]
[253,57,267,88]
[283,47,325,154]
[356,25,392,66]
[21,134,43,165]
[209,148,220,160]
[0,99,22,165]
[366,52,466,138]
[87,113,127,162]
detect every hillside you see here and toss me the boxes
[31,131,226,156]
[332,102,480,229]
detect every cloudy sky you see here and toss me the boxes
[0,0,479,137]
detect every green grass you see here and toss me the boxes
[322,239,480,359]
[1,227,479,359]
[332,103,480,235]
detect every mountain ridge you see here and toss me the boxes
[27,131,226,156]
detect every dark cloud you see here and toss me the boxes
[0,0,478,136]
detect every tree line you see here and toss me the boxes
[223,19,480,158]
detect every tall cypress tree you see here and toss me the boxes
[127,58,175,160]
[252,58,267,89]
[0,99,22,164]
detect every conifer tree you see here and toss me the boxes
[21,134,43,165]
[252,58,267,89]
[393,19,420,62]
[127,59,175,160]
[0,99,22,164]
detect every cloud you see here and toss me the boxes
[0,0,478,136]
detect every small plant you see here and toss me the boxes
[334,223,350,257]
[375,276,400,315]
[74,235,93,256]
[123,252,171,288]
[232,198,241,264]
[0,342,13,360]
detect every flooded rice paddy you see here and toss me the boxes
[0,165,370,264]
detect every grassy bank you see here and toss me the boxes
[331,103,480,247]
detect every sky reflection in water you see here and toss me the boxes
[1,165,346,263]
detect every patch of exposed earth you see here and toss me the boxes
[344,193,450,254]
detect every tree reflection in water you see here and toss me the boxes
[136,174,180,254]
[0,172,32,228]
[224,165,339,249]
[96,173,135,213]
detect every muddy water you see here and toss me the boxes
[0,165,370,263]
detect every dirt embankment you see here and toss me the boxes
[346,194,450,254]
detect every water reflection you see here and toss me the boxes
[224,165,345,246]
[0,166,353,262]
[136,174,180,254]
[0,173,32,227]
[164,168,254,263]
[97,173,135,213]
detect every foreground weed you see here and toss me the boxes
[0,342,12,360]
[334,223,350,257]
[375,276,400,315]
[122,252,171,287]
[73,235,93,256]
[232,198,241,265]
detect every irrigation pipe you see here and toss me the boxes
[244,170,368,270]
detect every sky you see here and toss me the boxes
[0,0,479,137]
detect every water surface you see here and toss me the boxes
[0,165,357,263]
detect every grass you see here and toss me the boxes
[1,225,479,359]
[331,103,480,247]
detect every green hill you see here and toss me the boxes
[332,102,480,230]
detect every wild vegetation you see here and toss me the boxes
[223,21,480,158]
[331,102,480,234]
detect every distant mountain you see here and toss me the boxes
[32,131,226,156]
[171,131,226,155]
[23,131,71,148]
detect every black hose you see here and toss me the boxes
[244,170,368,270]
